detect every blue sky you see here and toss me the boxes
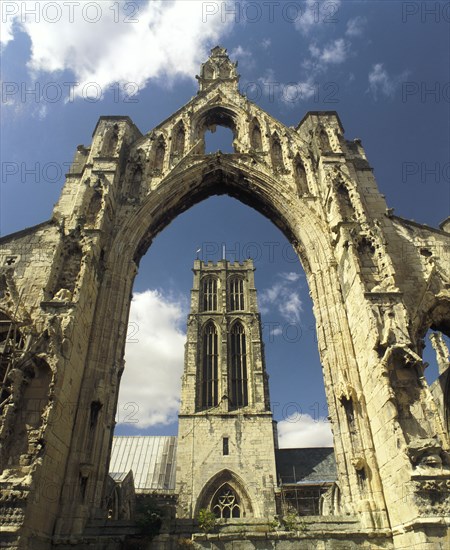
[1,1,449,447]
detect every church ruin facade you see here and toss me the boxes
[0,46,449,549]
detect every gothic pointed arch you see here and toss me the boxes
[153,135,166,173]
[250,118,263,151]
[170,121,186,165]
[195,469,254,518]
[294,154,308,195]
[192,104,239,153]
[414,295,450,435]
[270,132,284,170]
[129,166,143,199]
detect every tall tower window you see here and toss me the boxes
[230,323,248,409]
[201,322,219,409]
[202,277,218,311]
[229,277,244,311]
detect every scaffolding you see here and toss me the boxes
[279,481,333,516]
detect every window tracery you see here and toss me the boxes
[202,277,218,311]
[212,485,241,519]
[229,277,244,311]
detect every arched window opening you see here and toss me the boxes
[229,277,244,311]
[230,323,248,409]
[271,134,284,170]
[204,126,235,154]
[420,323,450,435]
[212,484,241,519]
[294,157,308,195]
[250,122,263,151]
[202,277,218,311]
[201,323,219,409]
[154,137,166,173]
[422,329,450,386]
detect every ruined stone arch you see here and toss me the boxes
[195,469,254,518]
[1,46,450,549]
[85,156,384,522]
[413,297,450,437]
[192,104,241,153]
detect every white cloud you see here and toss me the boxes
[294,0,341,34]
[259,272,303,323]
[279,292,302,323]
[257,36,348,106]
[271,326,283,337]
[310,38,348,65]
[0,9,17,47]
[117,290,187,429]
[2,0,233,97]
[230,45,255,69]
[368,63,408,100]
[281,272,301,283]
[278,414,333,448]
[346,16,367,37]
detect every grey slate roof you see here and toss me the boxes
[275,447,337,484]
[109,436,177,491]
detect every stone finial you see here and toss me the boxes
[196,46,239,92]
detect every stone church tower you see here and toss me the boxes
[176,259,277,520]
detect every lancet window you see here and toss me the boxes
[200,322,219,409]
[230,323,248,409]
